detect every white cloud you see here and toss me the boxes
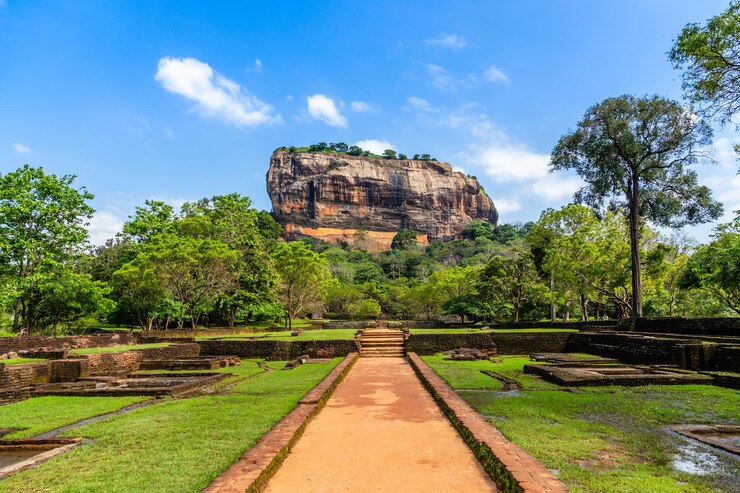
[13,143,31,154]
[425,63,473,92]
[425,33,466,49]
[713,136,739,169]
[306,94,347,127]
[355,139,395,155]
[484,65,510,84]
[494,198,522,214]
[350,101,375,113]
[530,175,583,202]
[250,58,263,73]
[405,96,437,113]
[477,145,550,182]
[87,211,124,246]
[706,135,740,222]
[155,56,280,127]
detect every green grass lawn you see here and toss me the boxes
[423,354,558,390]
[424,354,740,493]
[409,328,578,335]
[69,343,172,355]
[0,396,147,439]
[0,357,46,365]
[409,328,489,334]
[0,358,341,493]
[490,328,579,333]
[200,328,358,341]
[420,355,503,389]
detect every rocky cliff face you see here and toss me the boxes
[266,150,498,251]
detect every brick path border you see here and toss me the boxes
[202,353,358,493]
[407,353,569,493]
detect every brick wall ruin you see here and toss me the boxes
[199,339,359,360]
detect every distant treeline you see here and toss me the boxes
[277,142,437,161]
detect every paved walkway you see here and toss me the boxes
[264,357,498,492]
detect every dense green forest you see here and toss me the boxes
[3,2,740,334]
[0,164,737,335]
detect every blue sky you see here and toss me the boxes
[1,0,737,244]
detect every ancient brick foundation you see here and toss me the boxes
[199,340,359,360]
[139,343,200,359]
[565,332,681,364]
[83,352,143,374]
[0,362,49,388]
[0,333,136,354]
[616,317,740,336]
[49,359,89,382]
[405,333,497,355]
[491,333,571,354]
[715,346,740,372]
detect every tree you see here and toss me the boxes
[176,194,280,326]
[347,145,363,156]
[461,221,495,240]
[111,260,169,330]
[391,229,419,250]
[382,149,397,159]
[355,298,381,319]
[398,153,408,160]
[550,95,722,317]
[35,272,113,335]
[273,241,329,329]
[443,296,489,323]
[122,200,176,242]
[324,280,363,320]
[679,218,740,315]
[478,249,546,322]
[0,165,94,333]
[333,142,349,153]
[132,235,240,329]
[528,205,634,320]
[670,2,740,126]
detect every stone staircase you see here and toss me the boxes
[357,329,406,358]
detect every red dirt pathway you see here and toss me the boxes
[264,357,498,492]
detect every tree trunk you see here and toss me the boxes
[12,300,21,332]
[549,273,556,322]
[628,176,643,318]
[580,294,588,321]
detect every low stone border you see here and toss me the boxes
[202,353,359,493]
[670,424,740,455]
[0,438,81,480]
[407,352,569,493]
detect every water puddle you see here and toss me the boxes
[0,449,40,468]
[672,440,719,475]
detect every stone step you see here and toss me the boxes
[360,349,406,357]
[358,334,405,340]
[359,339,405,346]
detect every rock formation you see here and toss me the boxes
[266,149,498,251]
